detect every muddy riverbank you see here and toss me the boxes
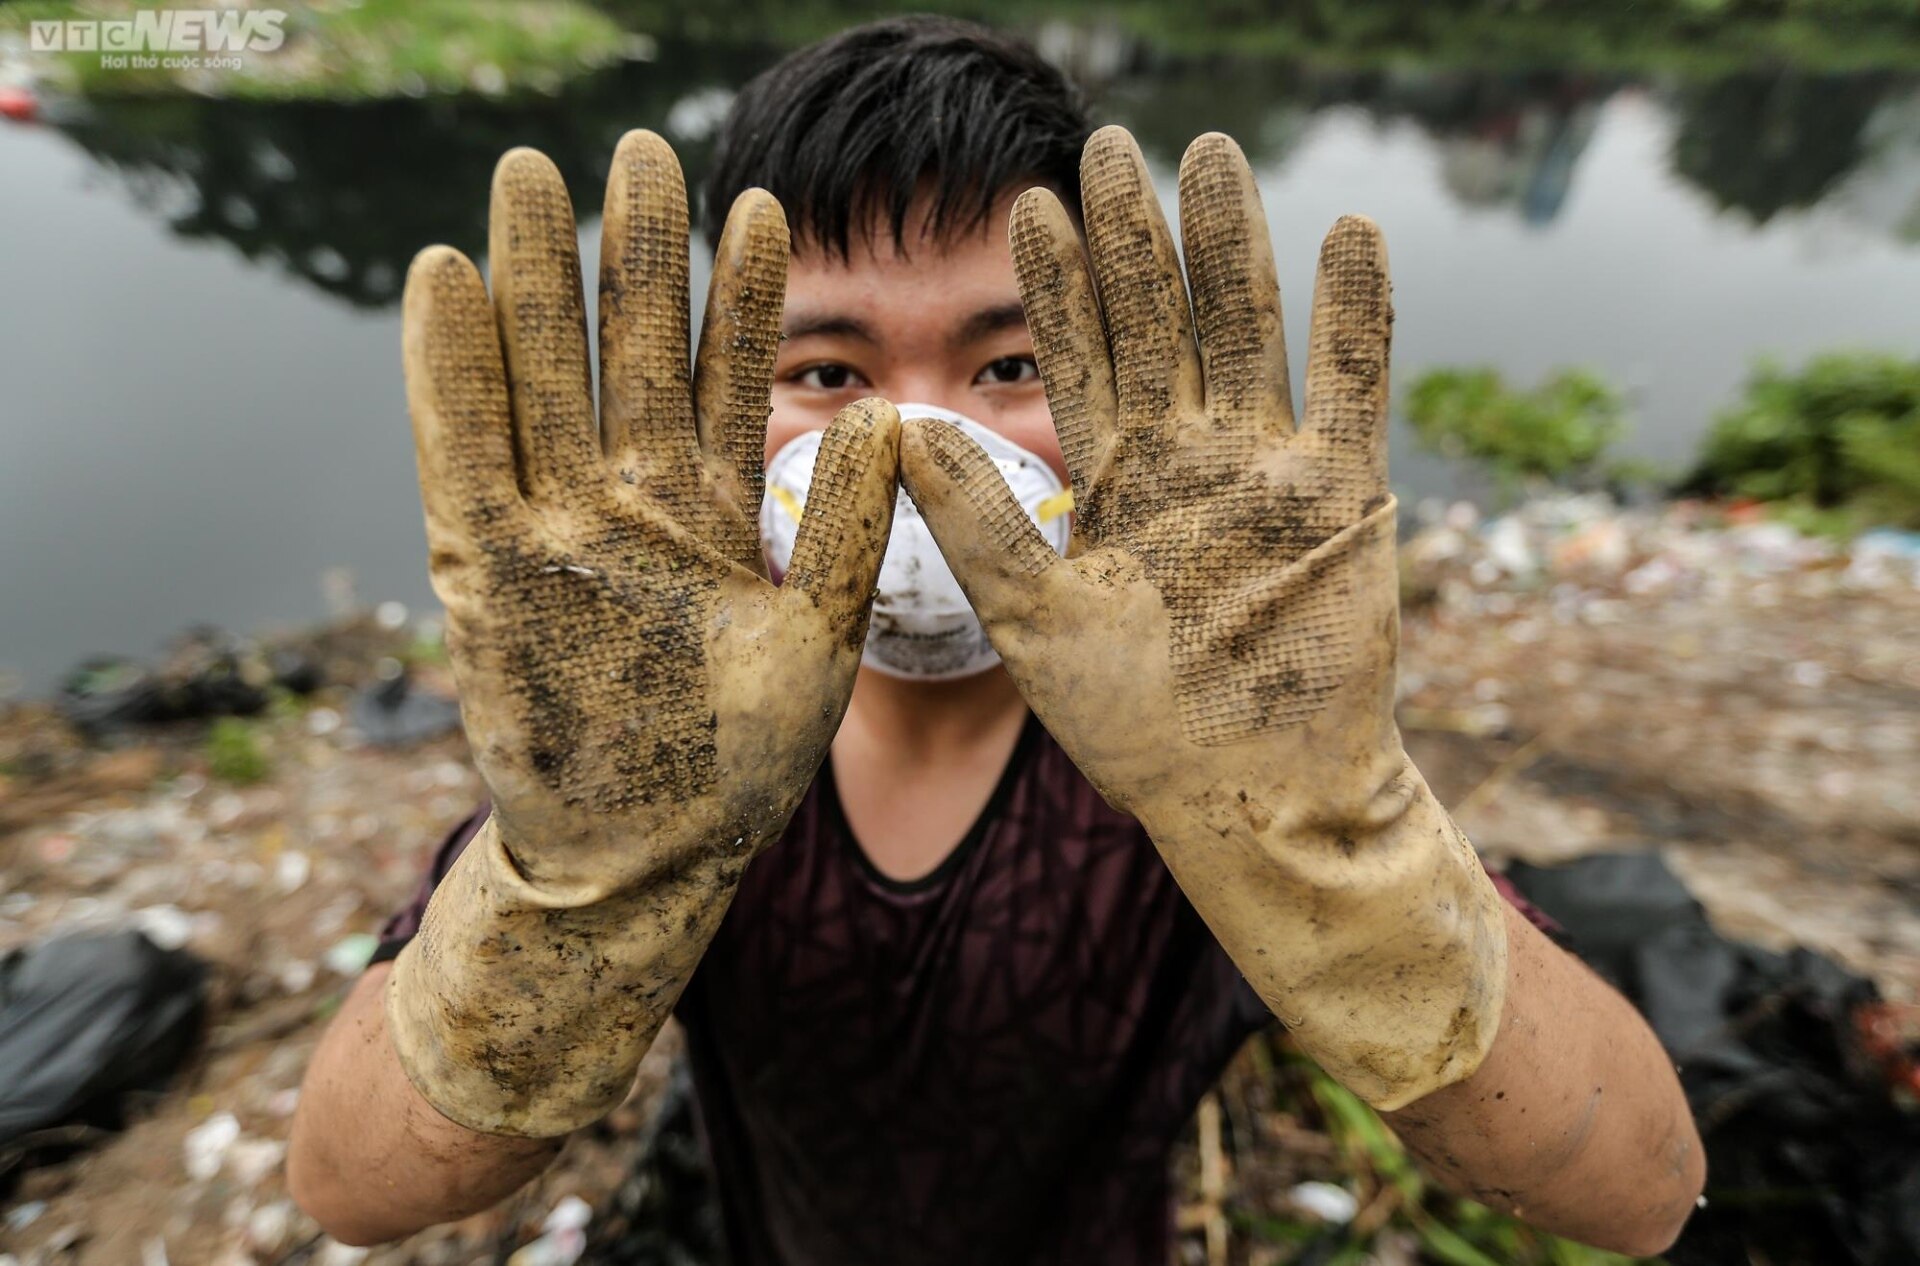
[2,497,1915,1264]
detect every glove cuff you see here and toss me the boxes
[385,813,729,1137]
[1283,775,1508,1109]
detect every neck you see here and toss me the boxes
[837,662,1028,767]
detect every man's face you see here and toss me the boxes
[764,189,1068,484]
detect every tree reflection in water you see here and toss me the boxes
[41,44,1920,309]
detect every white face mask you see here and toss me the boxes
[761,403,1072,681]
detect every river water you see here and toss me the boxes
[4,54,1919,693]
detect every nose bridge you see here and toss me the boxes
[882,369,968,420]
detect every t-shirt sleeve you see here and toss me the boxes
[1225,866,1567,1041]
[368,802,490,967]
[1490,869,1565,944]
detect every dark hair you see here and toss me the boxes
[700,15,1090,256]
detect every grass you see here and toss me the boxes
[204,717,270,784]
[1208,1041,1661,1265]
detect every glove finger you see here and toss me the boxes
[598,130,700,489]
[1010,186,1118,536]
[1302,215,1392,515]
[898,417,1062,633]
[402,245,536,573]
[1178,133,1294,436]
[489,147,605,511]
[693,188,790,563]
[781,398,900,635]
[1080,126,1205,437]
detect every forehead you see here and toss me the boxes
[782,189,1030,315]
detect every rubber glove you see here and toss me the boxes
[387,131,899,1137]
[897,127,1507,1109]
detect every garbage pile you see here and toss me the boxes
[1401,494,1920,615]
[51,619,460,749]
[1,501,1915,1264]
[0,610,509,1265]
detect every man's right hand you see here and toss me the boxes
[388,131,898,1138]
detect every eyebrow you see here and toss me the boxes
[778,302,1030,348]
[951,301,1030,348]
[781,311,879,343]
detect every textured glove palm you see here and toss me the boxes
[898,128,1507,1109]
[388,132,899,1137]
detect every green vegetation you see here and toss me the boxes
[5,0,631,99]
[1403,367,1641,495]
[1686,352,1920,534]
[596,0,1920,72]
[1230,1044,1655,1265]
[1409,354,1920,536]
[405,628,451,669]
[205,717,270,784]
[12,0,1920,102]
[267,686,310,723]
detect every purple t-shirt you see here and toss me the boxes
[377,713,1543,1265]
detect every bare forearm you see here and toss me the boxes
[1386,903,1704,1256]
[288,963,563,1246]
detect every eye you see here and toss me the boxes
[794,363,867,391]
[975,356,1039,386]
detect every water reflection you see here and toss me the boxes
[45,42,749,307]
[5,47,1920,693]
[1672,72,1908,225]
[42,51,1920,310]
[1113,63,1920,234]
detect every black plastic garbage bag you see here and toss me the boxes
[58,628,271,736]
[1507,852,1920,1266]
[56,658,176,732]
[0,930,207,1156]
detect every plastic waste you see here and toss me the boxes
[506,1196,593,1266]
[0,86,40,124]
[348,667,461,747]
[322,934,379,977]
[0,930,207,1153]
[1289,1182,1359,1224]
[182,1112,239,1182]
[56,658,174,732]
[1507,853,1920,1266]
[57,629,270,735]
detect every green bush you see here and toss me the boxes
[1686,352,1920,531]
[1403,367,1633,493]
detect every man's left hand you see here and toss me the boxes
[897,125,1507,1110]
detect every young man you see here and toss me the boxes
[288,17,1704,1263]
